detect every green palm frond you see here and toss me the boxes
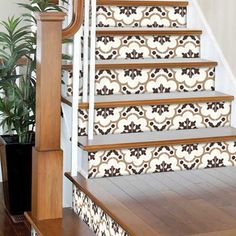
[0,0,71,143]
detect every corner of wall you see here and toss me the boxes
[188,0,236,128]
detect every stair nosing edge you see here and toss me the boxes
[79,95,234,109]
[96,28,202,36]
[79,132,236,152]
[97,0,189,7]
[95,60,218,69]
[65,172,137,236]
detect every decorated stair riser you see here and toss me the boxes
[87,141,236,178]
[78,101,231,136]
[73,186,129,236]
[66,66,215,97]
[96,5,187,28]
[95,66,215,95]
[96,34,201,60]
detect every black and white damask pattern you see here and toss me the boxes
[88,141,236,178]
[96,6,187,28]
[66,66,215,97]
[96,35,201,60]
[78,102,231,136]
[73,186,129,236]
[95,67,215,95]
[31,228,38,236]
[64,0,236,182]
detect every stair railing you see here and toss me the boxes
[32,0,84,221]
[70,0,97,176]
[62,0,84,39]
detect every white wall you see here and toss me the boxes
[197,0,236,77]
[0,0,28,22]
[0,0,28,182]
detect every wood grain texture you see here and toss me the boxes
[66,167,236,236]
[32,13,65,221]
[96,28,202,36]
[97,0,189,7]
[95,58,218,69]
[48,0,84,39]
[65,173,160,236]
[77,127,236,151]
[0,58,29,65]
[49,0,59,3]
[0,58,72,71]
[190,229,236,236]
[62,91,234,109]
[25,209,94,236]
[59,59,216,71]
[32,149,63,220]
[62,0,84,39]
[35,12,65,151]
[0,183,30,236]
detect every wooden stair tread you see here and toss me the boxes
[25,208,94,236]
[78,127,236,151]
[59,58,217,71]
[97,0,189,7]
[97,27,202,36]
[62,91,234,109]
[65,173,161,236]
[190,229,236,236]
[65,167,236,236]
[95,58,218,69]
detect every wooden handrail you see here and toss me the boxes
[0,58,72,71]
[62,0,84,39]
[0,58,30,65]
[45,0,84,39]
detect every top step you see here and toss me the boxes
[97,0,189,7]
[96,1,188,28]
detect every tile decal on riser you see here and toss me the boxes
[73,186,129,236]
[96,35,200,60]
[78,102,231,136]
[96,6,187,28]
[31,229,39,236]
[66,66,215,96]
[88,141,236,178]
[96,67,215,95]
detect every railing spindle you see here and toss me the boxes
[82,0,90,103]
[88,0,97,140]
[71,28,82,176]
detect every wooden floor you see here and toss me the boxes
[0,183,94,236]
[3,167,236,236]
[25,209,94,236]
[0,183,30,236]
[68,166,236,236]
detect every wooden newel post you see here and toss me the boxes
[32,12,66,221]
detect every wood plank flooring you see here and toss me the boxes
[0,183,94,236]
[0,183,30,236]
[25,210,94,236]
[67,167,236,236]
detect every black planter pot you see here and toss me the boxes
[0,135,34,215]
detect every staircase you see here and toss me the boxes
[60,0,236,235]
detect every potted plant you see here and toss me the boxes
[0,16,35,217]
[0,0,67,218]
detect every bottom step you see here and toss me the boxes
[25,208,94,236]
[66,168,236,236]
[78,127,236,178]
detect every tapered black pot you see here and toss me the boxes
[0,135,34,215]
